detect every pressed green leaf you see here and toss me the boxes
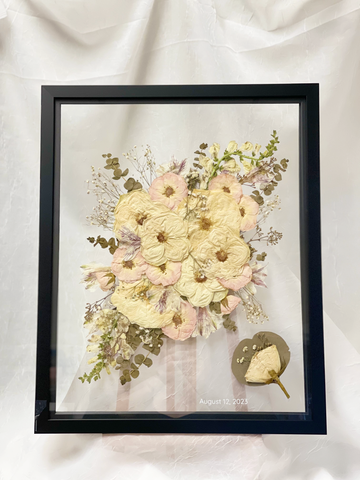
[133,181,142,190]
[131,369,139,379]
[144,358,153,368]
[124,178,135,190]
[135,354,145,365]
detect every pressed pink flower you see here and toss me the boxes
[81,263,114,292]
[95,272,115,291]
[149,172,188,210]
[146,261,182,287]
[208,174,243,203]
[162,301,197,341]
[221,295,241,314]
[217,263,252,291]
[111,247,147,282]
[239,195,259,231]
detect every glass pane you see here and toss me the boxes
[56,102,304,414]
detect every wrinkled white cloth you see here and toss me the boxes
[1,1,360,479]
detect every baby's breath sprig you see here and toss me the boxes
[122,145,157,187]
[237,288,270,325]
[86,165,122,230]
[248,225,283,246]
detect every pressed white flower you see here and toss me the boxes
[113,189,169,237]
[111,279,175,329]
[245,345,281,383]
[209,142,220,158]
[174,256,227,307]
[195,227,250,281]
[227,141,238,153]
[254,143,261,155]
[240,142,254,152]
[222,158,241,173]
[178,190,242,247]
[141,212,190,266]
[242,160,256,174]
[199,154,213,173]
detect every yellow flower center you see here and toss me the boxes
[194,271,207,283]
[122,260,134,269]
[216,249,228,262]
[199,216,213,231]
[173,313,183,328]
[240,207,245,216]
[157,232,168,243]
[136,213,148,225]
[164,186,175,197]
[222,186,231,193]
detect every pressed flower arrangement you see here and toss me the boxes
[79,133,289,386]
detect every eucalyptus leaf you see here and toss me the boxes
[144,358,153,368]
[135,354,145,365]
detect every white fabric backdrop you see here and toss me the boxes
[1,0,360,479]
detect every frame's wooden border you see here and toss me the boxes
[35,84,326,434]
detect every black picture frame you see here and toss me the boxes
[35,84,326,435]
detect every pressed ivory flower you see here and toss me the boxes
[156,157,188,177]
[146,261,182,287]
[149,172,188,210]
[208,174,243,203]
[218,263,252,291]
[221,295,241,314]
[191,306,223,339]
[254,143,261,155]
[242,160,256,174]
[177,190,242,247]
[222,158,241,173]
[195,227,250,282]
[81,263,114,292]
[113,189,169,237]
[227,141,238,153]
[245,345,281,383]
[141,212,189,266]
[111,279,174,329]
[239,195,259,231]
[162,300,197,341]
[199,154,213,173]
[240,142,254,152]
[111,247,147,282]
[209,142,220,158]
[174,256,227,307]
[246,262,268,295]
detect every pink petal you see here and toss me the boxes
[162,301,197,341]
[217,264,252,290]
[149,172,188,210]
[240,214,257,232]
[146,261,182,286]
[208,174,243,203]
[220,295,241,314]
[240,195,259,215]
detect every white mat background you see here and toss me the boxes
[1,1,360,479]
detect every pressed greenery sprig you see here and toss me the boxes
[116,325,165,385]
[87,235,120,255]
